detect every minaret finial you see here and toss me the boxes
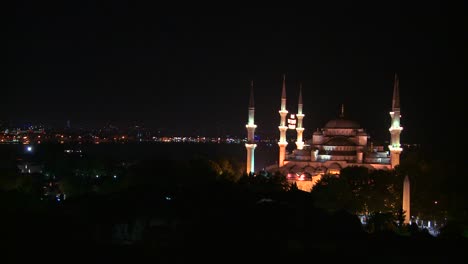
[249,80,255,108]
[393,73,400,110]
[340,103,345,118]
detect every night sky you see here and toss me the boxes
[7,1,466,148]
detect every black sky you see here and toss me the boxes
[6,1,467,147]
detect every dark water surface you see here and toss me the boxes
[0,142,279,171]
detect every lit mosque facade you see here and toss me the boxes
[245,74,403,192]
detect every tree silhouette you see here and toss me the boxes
[311,167,401,217]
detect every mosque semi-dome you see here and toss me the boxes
[324,136,356,146]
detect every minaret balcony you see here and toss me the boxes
[388,145,403,152]
[278,142,288,147]
[295,141,304,150]
[245,143,257,149]
[389,127,403,132]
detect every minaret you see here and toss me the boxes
[402,175,411,224]
[389,73,403,168]
[278,75,288,167]
[245,81,257,175]
[295,83,305,150]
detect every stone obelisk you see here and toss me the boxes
[403,175,410,224]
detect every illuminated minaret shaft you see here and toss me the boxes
[295,84,305,150]
[278,75,288,167]
[403,175,411,224]
[389,74,403,168]
[245,81,257,175]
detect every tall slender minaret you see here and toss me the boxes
[389,73,403,168]
[295,83,305,150]
[245,81,257,175]
[402,175,411,224]
[278,75,288,167]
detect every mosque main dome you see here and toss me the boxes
[324,118,360,129]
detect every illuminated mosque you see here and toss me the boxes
[245,75,403,192]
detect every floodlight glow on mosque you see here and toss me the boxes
[244,74,403,192]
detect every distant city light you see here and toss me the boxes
[26,146,32,152]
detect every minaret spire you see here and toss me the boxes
[298,83,303,112]
[245,81,257,175]
[340,103,345,118]
[249,80,255,108]
[389,73,403,168]
[278,74,289,167]
[295,83,305,150]
[281,74,287,110]
[392,73,400,110]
